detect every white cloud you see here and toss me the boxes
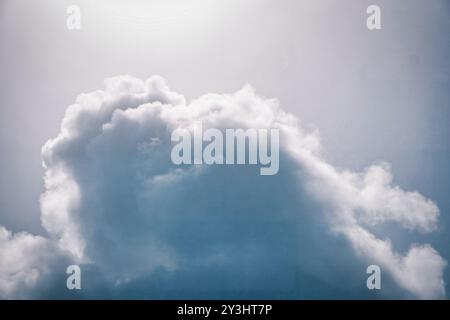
[284,124,445,298]
[0,75,445,298]
[345,226,446,299]
[0,227,64,298]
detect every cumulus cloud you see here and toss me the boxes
[0,75,446,299]
[0,227,67,298]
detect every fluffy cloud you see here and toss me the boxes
[0,227,67,298]
[0,75,446,298]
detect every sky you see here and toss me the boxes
[0,0,449,299]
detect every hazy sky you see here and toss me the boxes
[0,0,449,298]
